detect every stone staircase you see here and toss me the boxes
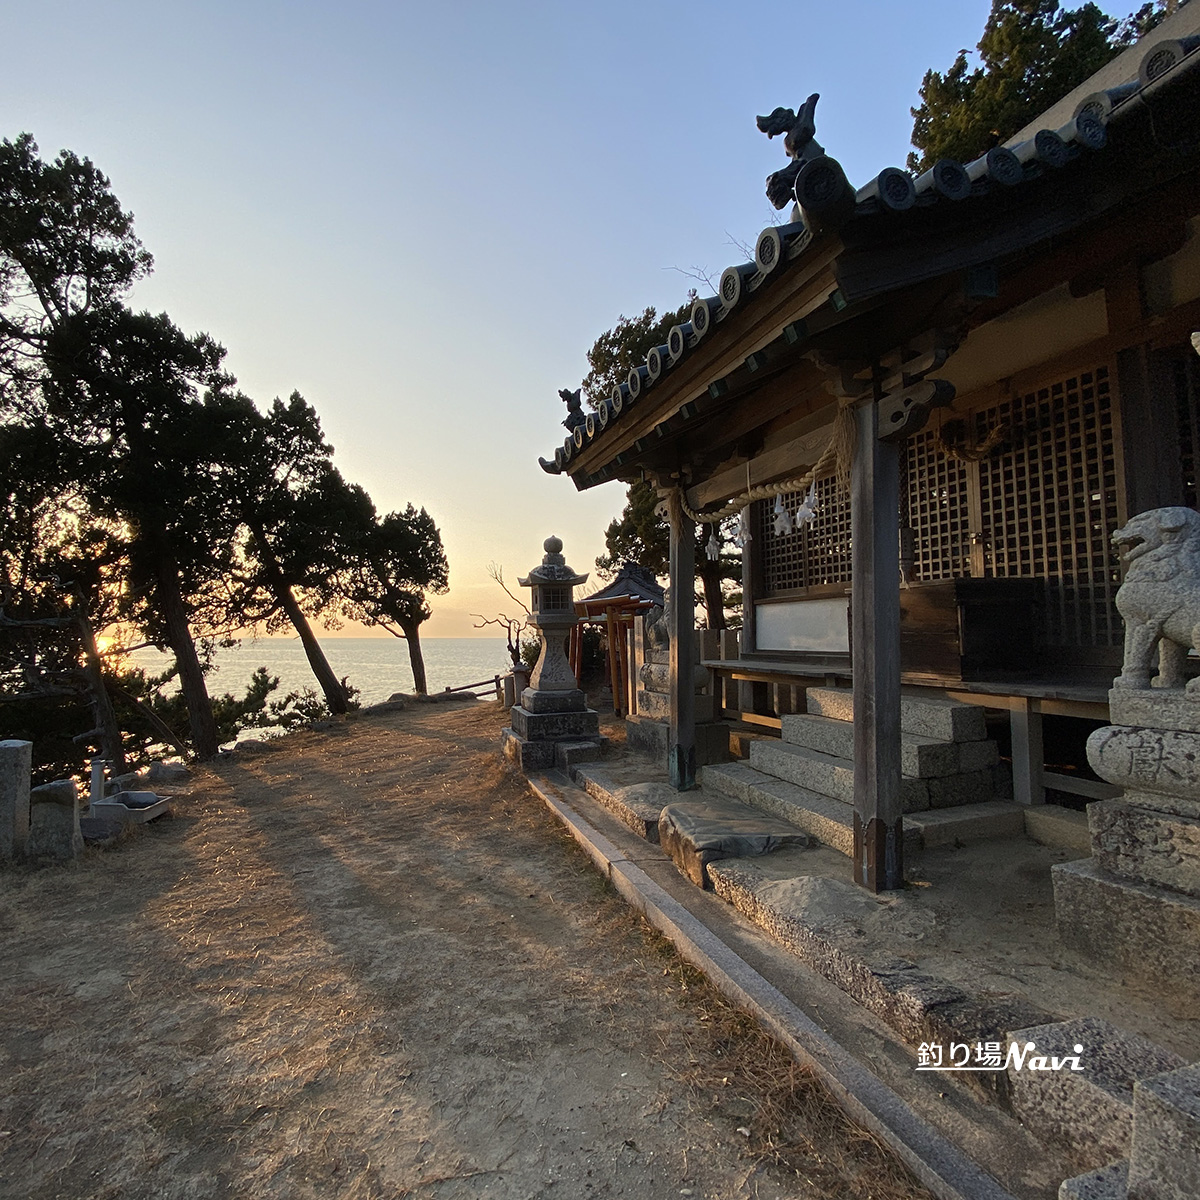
[702,686,1023,855]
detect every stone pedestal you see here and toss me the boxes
[25,779,84,862]
[625,610,725,768]
[1053,689,1200,1002]
[501,537,606,772]
[0,739,32,861]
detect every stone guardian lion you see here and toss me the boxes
[1112,506,1200,691]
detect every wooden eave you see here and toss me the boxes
[565,239,843,487]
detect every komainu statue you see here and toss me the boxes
[1112,506,1200,691]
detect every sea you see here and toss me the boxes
[126,637,513,707]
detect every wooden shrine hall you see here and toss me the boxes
[539,12,1200,892]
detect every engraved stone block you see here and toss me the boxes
[1089,798,1200,897]
[1088,725,1200,816]
[0,739,31,861]
[26,779,83,862]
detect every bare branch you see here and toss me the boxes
[664,264,718,293]
[486,563,530,615]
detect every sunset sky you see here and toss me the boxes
[3,0,996,635]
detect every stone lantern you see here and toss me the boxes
[500,536,606,770]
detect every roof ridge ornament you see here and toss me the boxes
[757,93,825,210]
[757,93,855,231]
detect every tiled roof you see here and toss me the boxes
[541,24,1200,483]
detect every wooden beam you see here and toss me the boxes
[851,390,904,892]
[669,506,697,791]
[686,415,838,510]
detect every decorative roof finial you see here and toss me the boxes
[558,387,587,433]
[757,93,826,210]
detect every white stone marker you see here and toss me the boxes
[0,739,32,861]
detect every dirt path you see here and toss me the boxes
[0,702,927,1199]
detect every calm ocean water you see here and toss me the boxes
[127,637,512,707]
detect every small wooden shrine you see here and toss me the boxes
[570,562,665,715]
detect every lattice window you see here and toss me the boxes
[1176,351,1200,509]
[975,365,1121,648]
[758,473,852,594]
[903,428,970,580]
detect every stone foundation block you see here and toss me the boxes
[1128,1063,1200,1200]
[25,779,83,862]
[927,768,995,809]
[1089,798,1200,897]
[1058,1161,1128,1200]
[958,739,1001,772]
[624,714,669,762]
[634,690,715,723]
[1109,688,1200,736]
[520,688,586,714]
[1053,858,1200,1002]
[1007,1017,1184,1171]
[779,713,963,778]
[501,728,557,770]
[574,766,669,841]
[0,739,31,861]
[805,686,987,742]
[638,662,708,693]
[510,706,600,741]
[554,739,607,770]
[1026,804,1091,856]
[623,717,728,768]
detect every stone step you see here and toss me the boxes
[752,737,998,812]
[701,761,861,856]
[572,764,674,842]
[805,685,988,744]
[657,793,814,888]
[1005,1017,1185,1172]
[749,739,933,812]
[700,763,1022,855]
[781,712,999,778]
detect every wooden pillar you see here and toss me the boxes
[1117,343,1184,516]
[1011,698,1045,806]
[669,505,697,791]
[851,393,904,892]
[604,607,621,715]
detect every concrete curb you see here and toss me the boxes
[530,770,1019,1200]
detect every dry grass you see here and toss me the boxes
[0,699,932,1200]
[635,930,929,1200]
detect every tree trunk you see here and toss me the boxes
[106,680,190,758]
[155,559,220,760]
[698,561,728,631]
[248,522,349,714]
[277,584,350,714]
[398,617,428,695]
[73,603,128,774]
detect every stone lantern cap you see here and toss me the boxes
[518,536,588,589]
